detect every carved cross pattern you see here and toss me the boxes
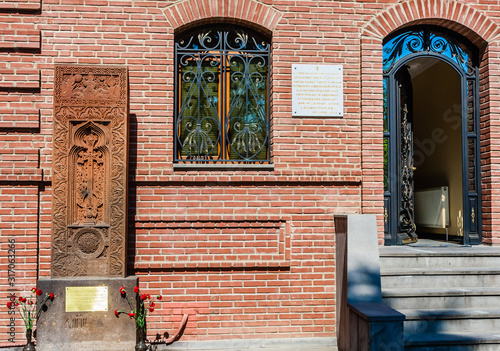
[77,132,104,224]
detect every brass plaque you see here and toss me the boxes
[66,286,108,312]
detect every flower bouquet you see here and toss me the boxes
[115,286,162,351]
[7,287,54,351]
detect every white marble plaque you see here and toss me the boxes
[292,64,343,117]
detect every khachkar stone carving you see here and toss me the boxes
[52,65,128,277]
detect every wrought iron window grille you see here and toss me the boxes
[174,25,271,164]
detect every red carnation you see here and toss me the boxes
[6,302,11,309]
[119,287,126,295]
[115,310,119,316]
[133,286,139,293]
[19,297,26,303]
[149,307,154,312]
[49,293,54,300]
[158,295,162,300]
[128,312,135,317]
[31,288,36,293]
[36,289,43,296]
[141,294,146,300]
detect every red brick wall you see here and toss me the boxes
[0,0,499,345]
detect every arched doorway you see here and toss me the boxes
[383,26,481,245]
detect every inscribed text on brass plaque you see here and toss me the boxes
[66,286,108,312]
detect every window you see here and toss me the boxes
[174,25,270,164]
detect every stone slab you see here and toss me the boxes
[51,64,129,278]
[349,303,404,351]
[346,214,382,303]
[36,277,137,351]
[349,302,405,322]
[292,64,343,117]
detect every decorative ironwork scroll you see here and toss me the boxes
[175,26,270,162]
[383,27,475,76]
[52,65,128,277]
[399,104,416,240]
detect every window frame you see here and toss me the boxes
[173,24,272,166]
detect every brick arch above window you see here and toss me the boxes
[362,0,500,47]
[163,0,283,34]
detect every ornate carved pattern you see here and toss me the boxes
[70,227,107,259]
[70,121,110,225]
[51,65,128,278]
[61,73,121,100]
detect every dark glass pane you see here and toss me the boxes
[178,58,221,159]
[384,30,425,73]
[383,77,388,132]
[384,137,389,192]
[428,31,473,74]
[467,80,475,133]
[227,55,268,161]
[469,138,476,192]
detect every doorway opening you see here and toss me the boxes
[383,26,481,246]
[408,58,463,243]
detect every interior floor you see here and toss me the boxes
[408,238,463,247]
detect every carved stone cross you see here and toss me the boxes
[51,65,129,277]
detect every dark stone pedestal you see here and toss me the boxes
[36,277,138,351]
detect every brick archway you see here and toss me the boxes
[360,0,500,245]
[163,0,283,33]
[363,0,500,44]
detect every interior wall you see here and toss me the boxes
[411,59,463,237]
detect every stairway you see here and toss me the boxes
[379,245,500,351]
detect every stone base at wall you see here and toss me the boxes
[160,337,338,351]
[36,277,138,351]
[0,336,337,351]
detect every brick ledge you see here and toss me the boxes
[134,260,290,270]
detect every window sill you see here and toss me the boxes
[173,163,275,171]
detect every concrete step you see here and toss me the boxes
[382,287,500,310]
[404,332,500,350]
[379,246,500,270]
[380,245,500,349]
[400,308,500,334]
[381,267,500,288]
